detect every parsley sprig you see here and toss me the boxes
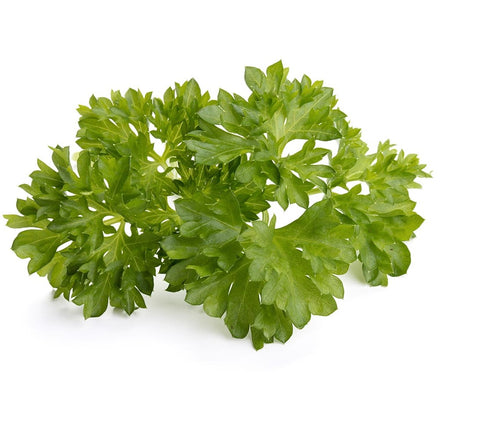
[5,62,430,349]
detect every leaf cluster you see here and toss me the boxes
[5,62,430,349]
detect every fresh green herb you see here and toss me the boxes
[4,62,430,349]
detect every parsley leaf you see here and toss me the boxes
[6,146,165,317]
[241,200,354,328]
[5,62,430,349]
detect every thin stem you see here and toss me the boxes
[149,150,168,169]
[262,210,270,223]
[103,216,123,226]
[307,188,324,195]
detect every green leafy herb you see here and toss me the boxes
[5,62,430,349]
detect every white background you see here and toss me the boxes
[1,1,479,422]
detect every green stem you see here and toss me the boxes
[262,210,270,223]
[307,188,324,195]
[103,216,123,226]
[150,150,168,169]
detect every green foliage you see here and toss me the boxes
[5,61,430,348]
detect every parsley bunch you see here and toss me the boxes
[5,62,430,349]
